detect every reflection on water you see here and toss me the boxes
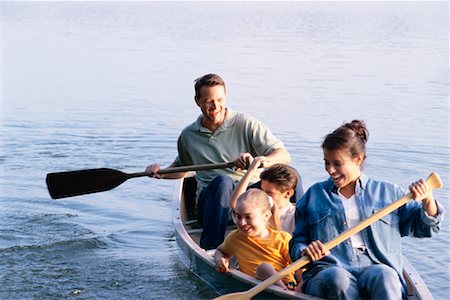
[2,1,448,299]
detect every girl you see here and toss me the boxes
[289,120,444,299]
[214,188,298,290]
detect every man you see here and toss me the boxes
[146,73,294,250]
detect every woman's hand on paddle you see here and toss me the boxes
[409,178,438,216]
[409,179,434,202]
[303,240,330,261]
[145,164,162,179]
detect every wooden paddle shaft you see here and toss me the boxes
[126,162,236,179]
[215,172,443,300]
[161,162,235,174]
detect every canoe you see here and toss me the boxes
[173,175,434,299]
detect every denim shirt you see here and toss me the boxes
[289,173,444,285]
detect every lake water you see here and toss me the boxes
[1,1,449,299]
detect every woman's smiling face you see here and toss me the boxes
[323,148,363,193]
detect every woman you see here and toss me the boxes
[289,120,444,299]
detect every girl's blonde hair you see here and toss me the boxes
[236,188,281,231]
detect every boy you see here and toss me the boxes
[229,156,299,233]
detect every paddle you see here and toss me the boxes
[214,172,443,300]
[46,162,235,199]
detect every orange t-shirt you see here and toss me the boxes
[219,228,295,283]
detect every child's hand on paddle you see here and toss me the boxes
[248,156,269,172]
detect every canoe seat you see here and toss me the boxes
[184,219,201,227]
[187,224,237,235]
[187,228,203,234]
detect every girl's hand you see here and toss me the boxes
[215,257,230,273]
[303,240,330,261]
[409,179,434,203]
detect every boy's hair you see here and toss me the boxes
[260,164,298,193]
[194,73,226,99]
[236,188,281,231]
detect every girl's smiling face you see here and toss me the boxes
[233,200,271,239]
[323,148,363,196]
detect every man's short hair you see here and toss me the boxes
[194,74,226,99]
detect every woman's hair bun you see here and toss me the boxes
[346,120,369,144]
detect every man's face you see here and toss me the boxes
[195,85,227,129]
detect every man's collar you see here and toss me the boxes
[195,108,238,133]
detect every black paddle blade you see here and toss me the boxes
[46,168,129,199]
